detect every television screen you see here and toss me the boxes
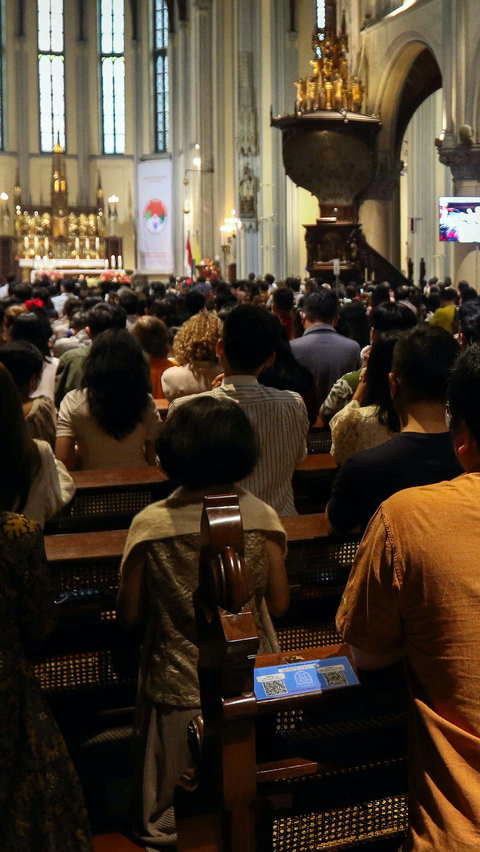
[439,197,480,243]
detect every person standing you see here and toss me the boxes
[291,289,361,410]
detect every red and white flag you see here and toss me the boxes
[185,232,193,273]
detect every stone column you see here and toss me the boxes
[15,40,30,202]
[75,46,91,206]
[436,143,480,289]
[193,0,214,258]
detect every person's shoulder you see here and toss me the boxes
[168,388,215,413]
[58,345,89,365]
[60,388,87,411]
[258,385,305,406]
[385,473,466,511]
[336,333,361,353]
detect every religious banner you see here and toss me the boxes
[137,159,174,271]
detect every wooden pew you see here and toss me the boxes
[45,467,173,534]
[175,495,408,852]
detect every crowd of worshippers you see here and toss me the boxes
[2,268,480,851]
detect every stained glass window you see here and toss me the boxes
[38,0,66,152]
[154,0,169,153]
[316,0,326,29]
[101,0,125,154]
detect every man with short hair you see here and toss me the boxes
[168,305,309,516]
[291,289,361,409]
[272,287,294,338]
[118,289,140,331]
[51,278,77,316]
[53,311,90,357]
[458,300,480,349]
[326,326,462,534]
[336,343,480,852]
[54,303,126,407]
[429,286,457,333]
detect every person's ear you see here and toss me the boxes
[388,372,398,399]
[216,338,224,358]
[458,331,468,351]
[263,352,276,369]
[332,314,339,328]
[300,311,306,325]
[452,420,473,460]
[86,326,92,339]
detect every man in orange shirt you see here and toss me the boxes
[337,344,480,851]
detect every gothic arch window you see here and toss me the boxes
[38,0,66,152]
[316,0,325,29]
[154,0,169,153]
[100,0,125,154]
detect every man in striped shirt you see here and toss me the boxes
[167,305,309,516]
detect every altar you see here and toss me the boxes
[13,137,123,282]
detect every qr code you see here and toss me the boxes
[322,670,348,687]
[263,679,288,696]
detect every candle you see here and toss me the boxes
[34,236,38,248]
[111,255,116,268]
[364,266,368,281]
[95,237,100,251]
[104,258,108,268]
[23,236,28,249]
[117,255,122,269]
[45,237,49,251]
[75,237,80,250]
[85,237,90,251]
[371,270,375,282]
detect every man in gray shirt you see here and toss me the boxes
[291,289,361,410]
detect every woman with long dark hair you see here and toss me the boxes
[55,328,162,470]
[0,363,74,526]
[330,332,400,465]
[12,310,59,402]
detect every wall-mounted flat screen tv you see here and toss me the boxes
[439,197,480,243]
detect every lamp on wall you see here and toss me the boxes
[107,194,119,236]
[220,210,240,269]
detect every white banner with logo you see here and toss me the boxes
[137,159,174,272]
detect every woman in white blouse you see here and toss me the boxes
[330,332,401,466]
[0,364,74,527]
[56,329,162,470]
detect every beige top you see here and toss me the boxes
[336,474,480,852]
[330,399,394,466]
[25,395,57,449]
[161,361,220,402]
[56,388,162,469]
[121,486,286,706]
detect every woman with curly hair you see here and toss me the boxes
[161,311,223,402]
[55,328,161,470]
